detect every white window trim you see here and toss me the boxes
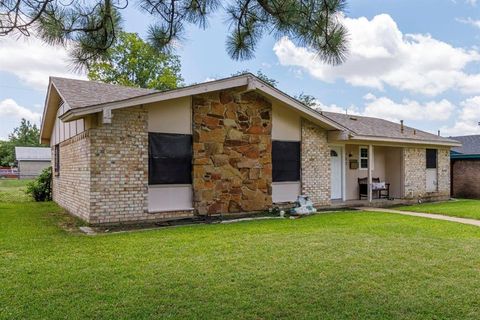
[359,146,369,170]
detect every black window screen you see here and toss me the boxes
[426,149,437,169]
[272,141,300,182]
[149,133,192,185]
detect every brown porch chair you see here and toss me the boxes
[358,177,390,200]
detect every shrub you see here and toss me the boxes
[26,167,52,201]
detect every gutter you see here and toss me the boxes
[349,135,462,147]
[58,73,350,133]
[451,154,480,160]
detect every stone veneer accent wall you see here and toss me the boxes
[192,90,272,215]
[301,120,331,206]
[403,147,450,200]
[52,132,91,221]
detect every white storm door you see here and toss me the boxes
[426,169,438,192]
[330,146,343,199]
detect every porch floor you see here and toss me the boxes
[325,198,418,209]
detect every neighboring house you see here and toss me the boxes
[14,147,51,179]
[450,135,480,199]
[40,74,460,225]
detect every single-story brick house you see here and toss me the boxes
[40,74,460,225]
[14,146,51,179]
[450,135,480,199]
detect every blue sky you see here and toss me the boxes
[1,0,480,139]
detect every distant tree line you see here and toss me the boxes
[0,119,42,167]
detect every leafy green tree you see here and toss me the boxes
[0,141,14,167]
[0,119,41,167]
[88,32,183,90]
[295,92,318,108]
[232,70,278,87]
[1,0,348,68]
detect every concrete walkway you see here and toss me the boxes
[357,207,480,227]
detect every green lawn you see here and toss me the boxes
[1,189,480,319]
[396,199,480,220]
[0,179,32,202]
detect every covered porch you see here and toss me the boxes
[329,143,405,205]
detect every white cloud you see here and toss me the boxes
[273,14,480,96]
[362,94,455,122]
[456,17,480,29]
[0,36,85,91]
[0,98,41,122]
[314,101,361,115]
[442,96,480,135]
[0,98,42,139]
[312,93,455,124]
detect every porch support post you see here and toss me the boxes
[368,145,373,202]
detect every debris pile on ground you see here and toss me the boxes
[290,195,317,215]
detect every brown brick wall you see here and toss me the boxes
[452,160,480,199]
[403,147,450,200]
[88,107,149,224]
[192,90,273,215]
[301,120,331,206]
[52,132,91,221]
[53,107,195,225]
[437,148,451,197]
[403,147,426,198]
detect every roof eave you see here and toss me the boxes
[59,74,349,132]
[39,81,54,144]
[40,80,72,144]
[350,135,462,147]
[451,154,480,159]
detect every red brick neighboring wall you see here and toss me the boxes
[452,160,480,199]
[192,90,273,215]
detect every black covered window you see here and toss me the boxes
[426,149,437,169]
[272,141,300,182]
[149,133,192,185]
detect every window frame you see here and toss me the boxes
[54,144,60,176]
[426,149,438,169]
[359,146,369,170]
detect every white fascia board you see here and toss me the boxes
[350,135,462,147]
[250,79,350,132]
[59,76,250,121]
[40,81,72,143]
[58,74,350,132]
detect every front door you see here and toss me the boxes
[330,146,343,200]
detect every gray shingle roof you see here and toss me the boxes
[15,147,51,161]
[321,111,457,144]
[48,76,458,146]
[450,135,480,155]
[51,77,157,109]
